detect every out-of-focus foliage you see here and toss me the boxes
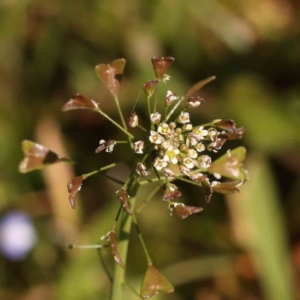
[1,0,300,299]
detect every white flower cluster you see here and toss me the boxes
[148,109,219,182]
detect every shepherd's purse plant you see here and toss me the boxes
[19,57,248,299]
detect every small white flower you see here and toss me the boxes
[177,112,190,124]
[165,90,179,106]
[227,149,231,157]
[185,137,190,148]
[180,165,190,177]
[190,172,206,183]
[162,168,175,178]
[207,128,218,141]
[162,74,171,83]
[161,141,171,150]
[182,124,193,132]
[187,149,198,159]
[134,140,144,154]
[189,101,200,108]
[158,123,171,135]
[183,157,194,169]
[169,122,176,130]
[99,139,116,153]
[207,138,225,152]
[189,136,198,146]
[150,112,161,124]
[136,162,148,177]
[198,155,212,169]
[163,146,180,164]
[193,126,208,140]
[107,144,115,152]
[207,141,217,152]
[186,97,203,108]
[149,130,164,144]
[196,143,205,152]
[129,113,138,128]
[154,158,168,171]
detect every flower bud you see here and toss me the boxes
[143,79,158,97]
[165,91,179,106]
[136,162,148,177]
[129,112,138,128]
[182,124,193,132]
[134,140,144,154]
[150,112,161,124]
[95,139,116,153]
[177,112,190,124]
[162,168,175,179]
[185,96,205,108]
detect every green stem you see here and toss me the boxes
[94,107,134,139]
[60,157,76,164]
[98,249,113,283]
[137,124,147,132]
[110,175,139,300]
[146,95,153,128]
[136,185,160,214]
[82,158,133,180]
[114,95,128,131]
[153,82,160,113]
[163,106,168,122]
[166,95,185,122]
[138,177,161,186]
[132,213,152,264]
[124,282,142,299]
[69,244,108,249]
[175,176,206,193]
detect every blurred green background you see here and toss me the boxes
[1,0,300,299]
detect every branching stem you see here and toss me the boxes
[166,95,185,122]
[132,213,152,264]
[110,174,139,300]
[94,107,134,139]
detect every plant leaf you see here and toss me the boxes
[141,264,174,299]
[208,147,249,180]
[62,93,98,111]
[19,140,62,173]
[95,58,126,96]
